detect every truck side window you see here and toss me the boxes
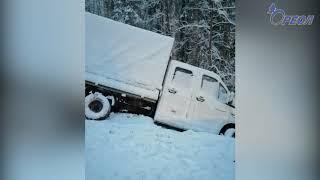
[218,83,228,104]
[201,75,218,96]
[172,67,193,88]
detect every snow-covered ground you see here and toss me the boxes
[86,113,234,180]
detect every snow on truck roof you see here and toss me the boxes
[85,12,174,99]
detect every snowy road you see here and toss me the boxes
[86,113,234,180]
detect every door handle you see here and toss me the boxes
[196,96,205,102]
[168,88,177,94]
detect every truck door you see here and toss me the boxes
[155,66,194,123]
[189,75,229,131]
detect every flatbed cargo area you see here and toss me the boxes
[86,12,174,101]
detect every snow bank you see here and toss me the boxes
[86,13,174,100]
[86,113,234,180]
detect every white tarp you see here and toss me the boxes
[86,12,174,100]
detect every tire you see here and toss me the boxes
[224,128,235,138]
[85,92,110,120]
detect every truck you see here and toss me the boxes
[85,12,235,137]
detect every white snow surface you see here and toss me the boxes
[86,13,174,100]
[86,113,234,180]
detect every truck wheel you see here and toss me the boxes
[85,92,110,120]
[224,128,235,138]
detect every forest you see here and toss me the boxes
[86,0,235,91]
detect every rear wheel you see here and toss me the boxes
[85,92,110,120]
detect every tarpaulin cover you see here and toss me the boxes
[86,12,174,100]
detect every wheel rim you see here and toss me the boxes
[88,99,103,113]
[224,128,235,138]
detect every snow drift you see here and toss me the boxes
[86,113,235,180]
[85,12,174,100]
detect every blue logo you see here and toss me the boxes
[267,3,314,25]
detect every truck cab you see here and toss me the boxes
[155,60,235,135]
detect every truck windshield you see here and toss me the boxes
[172,67,193,88]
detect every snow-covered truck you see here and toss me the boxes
[85,13,235,137]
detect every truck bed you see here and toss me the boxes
[86,13,174,101]
[86,72,159,101]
